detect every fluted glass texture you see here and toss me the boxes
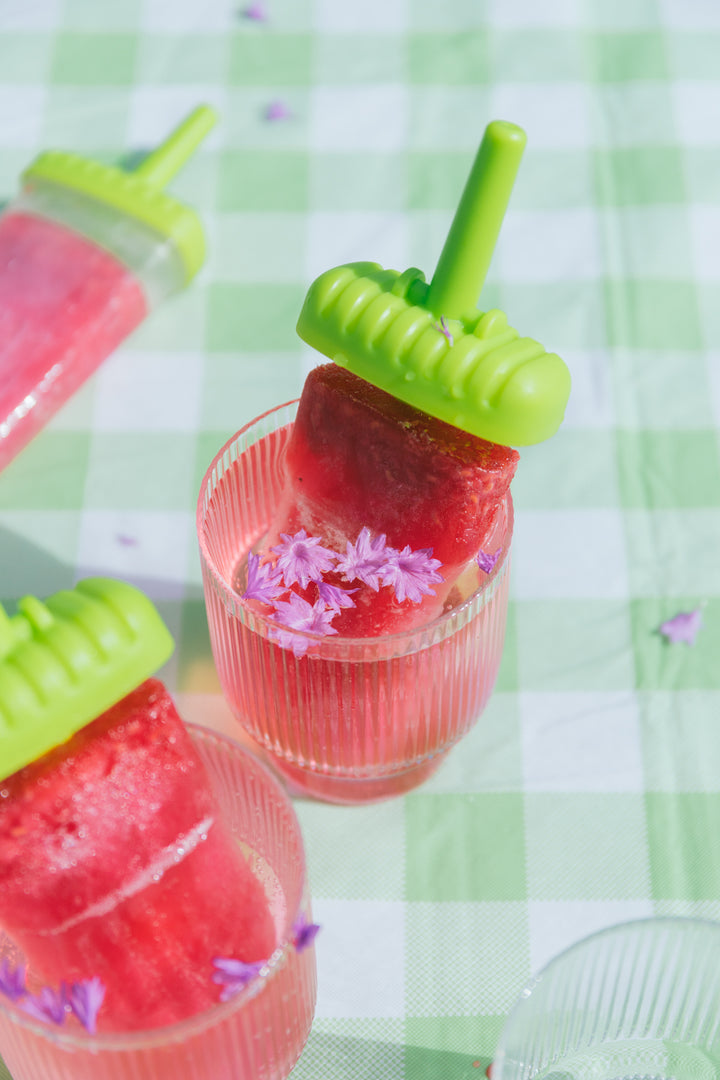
[0,726,317,1080]
[494,918,720,1080]
[197,402,513,803]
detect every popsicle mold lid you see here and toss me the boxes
[0,577,174,782]
[296,120,572,447]
[21,105,217,284]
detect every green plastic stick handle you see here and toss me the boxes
[426,120,526,319]
[133,104,218,190]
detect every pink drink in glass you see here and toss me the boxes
[0,725,317,1080]
[197,402,513,804]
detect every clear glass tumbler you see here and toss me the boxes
[0,725,317,1080]
[197,401,513,804]
[493,917,720,1080]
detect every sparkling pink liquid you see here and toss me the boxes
[199,408,513,804]
[0,211,147,469]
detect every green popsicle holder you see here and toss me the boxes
[0,578,174,782]
[297,121,571,446]
[21,105,217,284]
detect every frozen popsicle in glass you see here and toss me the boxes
[0,579,277,1033]
[198,120,572,803]
[259,121,571,636]
[0,105,216,472]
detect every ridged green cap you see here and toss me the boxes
[297,120,571,446]
[22,105,217,284]
[0,578,174,782]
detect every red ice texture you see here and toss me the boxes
[269,363,518,635]
[0,211,147,469]
[0,680,277,1031]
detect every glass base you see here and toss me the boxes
[265,748,449,804]
[535,1040,718,1080]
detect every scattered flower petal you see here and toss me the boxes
[243,0,267,19]
[243,552,285,604]
[316,580,357,611]
[659,608,703,646]
[380,546,444,604]
[0,959,26,1002]
[336,527,390,592]
[21,985,67,1026]
[68,977,105,1035]
[433,315,454,347]
[212,957,264,1001]
[115,534,138,548]
[271,530,338,589]
[292,915,321,953]
[265,99,291,122]
[476,549,501,574]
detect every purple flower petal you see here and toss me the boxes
[380,546,444,604]
[21,985,67,1026]
[68,977,105,1035]
[269,593,339,656]
[0,959,27,1002]
[476,549,501,574]
[243,552,285,604]
[271,530,338,589]
[659,608,703,646]
[212,957,264,1001]
[316,580,357,611]
[336,528,390,592]
[433,315,454,347]
[266,99,291,121]
[292,915,321,953]
[243,0,267,19]
[115,533,138,548]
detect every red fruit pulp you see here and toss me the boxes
[281,364,519,564]
[267,363,519,635]
[0,211,147,469]
[0,680,277,1031]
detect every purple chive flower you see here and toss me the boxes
[21,985,67,1026]
[476,549,501,574]
[380,546,444,604]
[270,594,339,656]
[243,0,267,19]
[271,530,338,589]
[433,315,454,347]
[316,580,357,611]
[0,959,27,1002]
[243,552,285,604]
[212,957,264,1002]
[68,977,105,1035]
[659,608,703,646]
[292,915,321,954]
[265,99,291,121]
[336,527,391,592]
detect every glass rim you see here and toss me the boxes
[196,399,514,655]
[0,723,309,1053]
[494,915,720,1062]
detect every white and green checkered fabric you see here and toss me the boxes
[1,0,720,1077]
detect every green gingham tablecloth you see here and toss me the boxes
[1,0,720,1077]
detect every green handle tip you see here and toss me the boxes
[426,118,527,320]
[133,104,218,190]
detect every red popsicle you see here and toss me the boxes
[0,211,147,469]
[263,362,518,635]
[0,679,277,1032]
